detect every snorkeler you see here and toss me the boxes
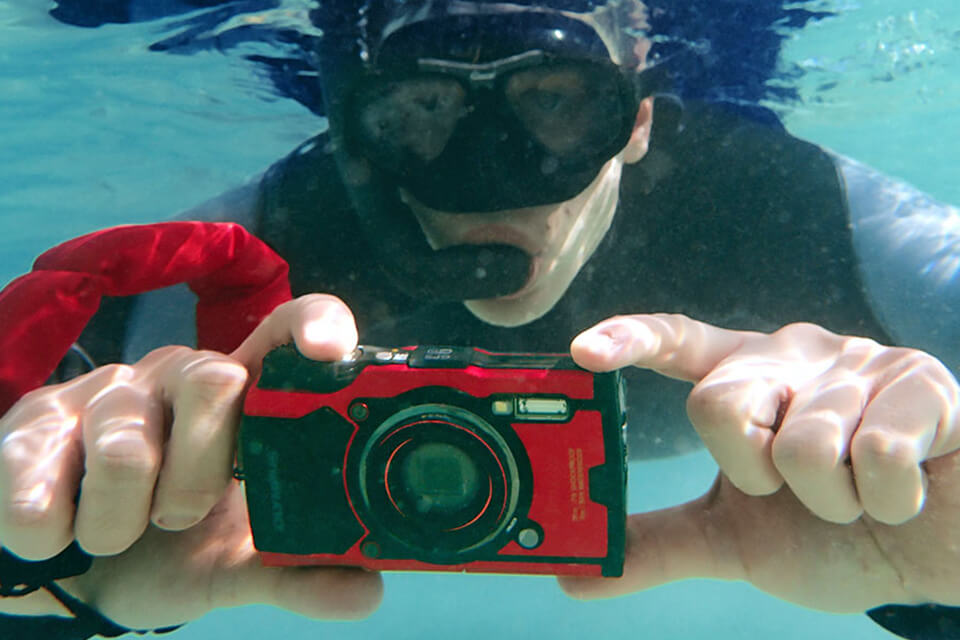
[2,2,960,640]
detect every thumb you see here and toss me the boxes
[208,486,383,620]
[558,481,745,599]
[214,556,383,621]
[230,294,359,374]
[251,564,383,620]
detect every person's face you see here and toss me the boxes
[406,12,654,327]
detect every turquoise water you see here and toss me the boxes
[2,1,959,638]
[781,2,960,206]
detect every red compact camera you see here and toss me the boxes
[237,345,627,577]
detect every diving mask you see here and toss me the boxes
[343,12,650,212]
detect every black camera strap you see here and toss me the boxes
[0,543,181,638]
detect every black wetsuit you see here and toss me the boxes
[2,99,956,640]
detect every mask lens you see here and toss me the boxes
[351,61,631,171]
[352,75,467,167]
[504,62,629,157]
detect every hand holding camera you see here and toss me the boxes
[562,314,960,613]
[0,295,382,627]
[0,290,623,633]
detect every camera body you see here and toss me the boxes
[237,345,627,577]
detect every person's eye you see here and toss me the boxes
[416,93,441,112]
[533,90,565,112]
[508,70,584,117]
[516,88,572,115]
[409,83,464,115]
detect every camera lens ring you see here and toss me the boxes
[358,403,521,560]
[383,435,492,530]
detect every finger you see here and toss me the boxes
[150,351,249,530]
[231,294,359,372]
[852,365,945,525]
[558,486,744,599]
[74,365,165,556]
[686,372,786,495]
[0,394,84,560]
[772,378,864,523]
[889,353,960,459]
[570,314,752,382]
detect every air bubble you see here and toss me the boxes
[541,156,559,175]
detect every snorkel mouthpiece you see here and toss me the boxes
[404,243,533,300]
[342,158,534,300]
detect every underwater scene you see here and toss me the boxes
[2,1,960,638]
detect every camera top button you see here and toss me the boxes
[408,346,473,368]
[372,349,409,363]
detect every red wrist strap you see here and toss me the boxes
[0,222,293,414]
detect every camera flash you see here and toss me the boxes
[492,398,570,420]
[517,397,568,418]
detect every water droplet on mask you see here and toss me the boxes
[475,267,487,280]
[541,156,559,175]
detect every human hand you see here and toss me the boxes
[0,294,381,628]
[560,314,960,612]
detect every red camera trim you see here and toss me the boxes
[244,363,595,419]
[259,552,606,577]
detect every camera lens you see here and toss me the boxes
[359,403,521,560]
[396,442,481,516]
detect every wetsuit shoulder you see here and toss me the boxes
[838,153,960,373]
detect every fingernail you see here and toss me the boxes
[302,316,357,348]
[584,325,632,356]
